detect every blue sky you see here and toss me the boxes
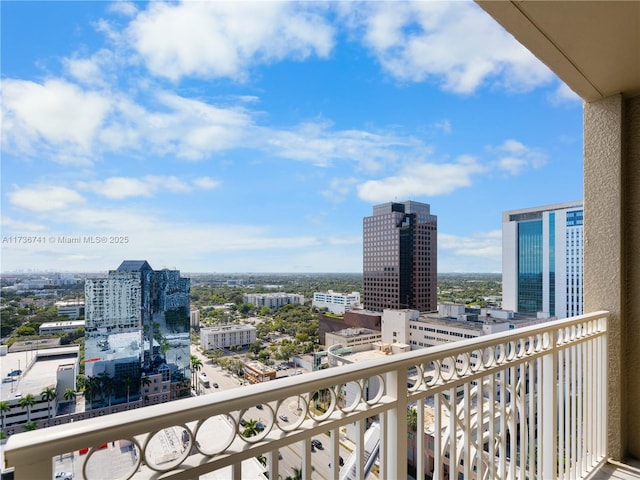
[1,1,583,274]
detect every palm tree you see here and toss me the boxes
[242,418,260,438]
[123,376,133,404]
[0,401,10,430]
[285,467,303,480]
[83,376,99,409]
[140,376,151,405]
[18,394,36,422]
[40,386,57,418]
[63,388,77,403]
[100,375,114,409]
[190,355,202,393]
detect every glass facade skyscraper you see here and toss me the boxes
[84,261,191,408]
[502,202,583,318]
[363,201,437,312]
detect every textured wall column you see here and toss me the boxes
[583,94,624,460]
[624,96,640,459]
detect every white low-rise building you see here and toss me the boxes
[243,293,304,311]
[200,324,257,350]
[312,290,361,314]
[381,304,554,350]
[39,320,84,335]
[55,300,85,319]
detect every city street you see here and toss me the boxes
[52,350,360,479]
[191,349,357,480]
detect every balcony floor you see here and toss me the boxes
[590,459,640,480]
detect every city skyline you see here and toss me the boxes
[1,1,583,274]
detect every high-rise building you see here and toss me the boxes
[84,260,191,408]
[502,201,583,318]
[363,201,437,312]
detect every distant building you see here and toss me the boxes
[190,308,200,329]
[502,201,583,318]
[84,261,191,409]
[39,320,84,335]
[243,361,277,384]
[325,328,382,352]
[200,324,256,350]
[55,300,85,319]
[363,201,437,312]
[383,305,552,350]
[243,293,304,311]
[318,309,381,345]
[16,278,53,290]
[0,346,80,431]
[312,290,361,314]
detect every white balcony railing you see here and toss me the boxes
[3,311,608,480]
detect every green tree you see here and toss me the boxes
[63,388,77,403]
[23,421,38,431]
[249,341,262,355]
[123,376,133,404]
[408,407,418,433]
[99,374,114,408]
[242,418,260,438]
[285,467,303,480]
[18,393,36,422]
[40,386,57,418]
[0,401,10,430]
[16,325,37,336]
[190,355,203,392]
[140,376,152,404]
[83,376,99,409]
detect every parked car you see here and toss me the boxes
[213,383,219,388]
[311,439,323,450]
[55,473,73,480]
[278,414,288,422]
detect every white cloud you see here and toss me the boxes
[1,216,48,232]
[490,139,547,175]
[438,230,502,272]
[342,1,553,94]
[108,1,137,17]
[265,121,425,173]
[1,74,431,169]
[94,91,255,161]
[357,155,486,202]
[549,82,581,105]
[63,49,117,87]
[0,204,323,270]
[126,2,334,81]
[192,177,221,190]
[321,177,359,203]
[7,186,85,212]
[439,230,502,258]
[77,175,216,199]
[1,79,111,164]
[77,177,155,199]
[434,119,452,134]
[327,235,362,246]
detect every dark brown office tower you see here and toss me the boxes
[363,201,437,312]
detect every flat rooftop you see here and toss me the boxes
[0,346,79,401]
